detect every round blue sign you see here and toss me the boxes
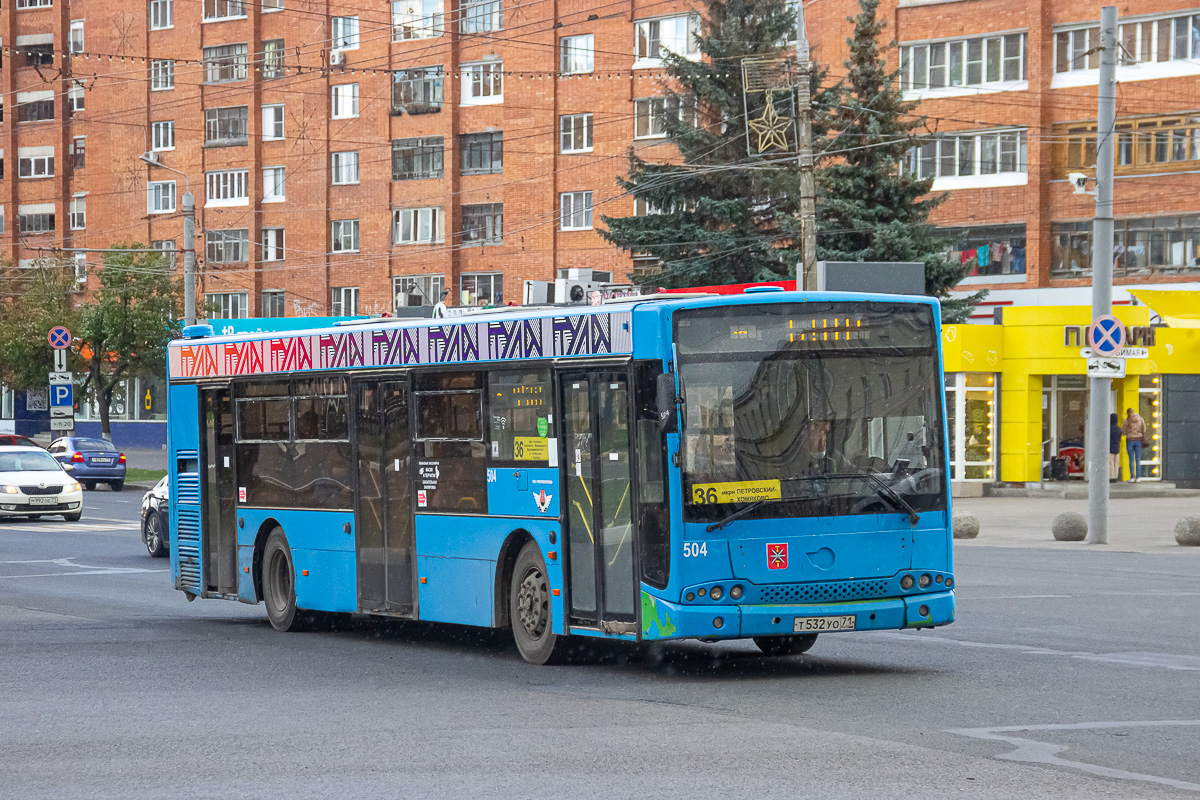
[47,326,72,350]
[1087,315,1125,356]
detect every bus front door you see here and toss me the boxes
[201,387,237,596]
[353,379,415,615]
[561,371,637,634]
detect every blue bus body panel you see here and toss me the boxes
[237,509,357,612]
[166,384,202,595]
[486,468,560,518]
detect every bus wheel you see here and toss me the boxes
[753,634,818,656]
[263,527,307,632]
[510,542,566,665]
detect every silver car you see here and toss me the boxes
[0,446,84,521]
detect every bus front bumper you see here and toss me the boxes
[641,589,956,641]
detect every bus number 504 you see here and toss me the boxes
[683,542,708,558]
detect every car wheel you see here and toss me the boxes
[63,512,82,522]
[753,634,818,656]
[110,481,124,492]
[83,481,96,491]
[509,541,567,665]
[143,513,167,557]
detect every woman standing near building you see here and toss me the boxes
[1123,407,1146,482]
[1109,413,1122,483]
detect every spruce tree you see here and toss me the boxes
[818,0,983,322]
[599,0,834,287]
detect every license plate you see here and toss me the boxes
[28,497,58,506]
[91,457,112,463]
[794,614,856,632]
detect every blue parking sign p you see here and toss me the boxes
[51,384,73,407]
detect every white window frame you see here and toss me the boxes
[394,274,445,309]
[560,34,594,74]
[261,290,285,317]
[634,14,700,67]
[331,219,360,253]
[391,0,443,40]
[206,292,249,319]
[69,20,84,53]
[150,59,175,91]
[204,105,249,146]
[67,84,85,115]
[18,154,54,179]
[1053,14,1200,88]
[69,193,86,230]
[560,113,593,153]
[203,43,248,84]
[331,151,360,185]
[393,207,444,244]
[331,286,360,316]
[262,0,283,12]
[560,191,593,230]
[202,0,245,21]
[634,96,697,139]
[461,61,503,106]
[909,128,1028,190]
[205,168,250,207]
[205,230,250,263]
[152,240,177,268]
[262,166,285,202]
[152,120,175,151]
[332,16,360,50]
[16,0,54,8]
[332,84,359,119]
[460,0,501,34]
[148,180,176,213]
[149,0,173,29]
[261,227,285,261]
[262,104,284,140]
[899,32,1028,99]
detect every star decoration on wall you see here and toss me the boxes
[748,93,791,153]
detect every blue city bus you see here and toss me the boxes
[166,290,954,664]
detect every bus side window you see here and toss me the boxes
[413,371,488,514]
[634,362,670,589]
[488,369,553,465]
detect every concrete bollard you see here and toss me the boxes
[952,511,979,540]
[1052,512,1087,542]
[1175,516,1200,546]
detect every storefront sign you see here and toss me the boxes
[1079,347,1148,359]
[1064,323,1155,349]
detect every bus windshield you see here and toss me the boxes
[675,302,946,523]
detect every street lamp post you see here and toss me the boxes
[139,152,196,327]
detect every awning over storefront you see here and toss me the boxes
[1129,289,1200,329]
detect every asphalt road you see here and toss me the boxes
[1,491,1198,799]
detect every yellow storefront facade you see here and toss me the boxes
[942,293,1200,487]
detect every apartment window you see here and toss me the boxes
[392,0,443,40]
[152,121,175,151]
[24,45,54,66]
[152,240,177,268]
[204,44,247,83]
[149,0,173,29]
[16,0,53,8]
[69,21,84,53]
[1053,215,1200,277]
[1053,26,1100,73]
[393,207,444,244]
[72,137,86,168]
[262,105,284,140]
[331,151,360,185]
[204,106,248,146]
[561,34,594,73]
[943,224,1026,278]
[206,292,248,319]
[392,136,444,179]
[262,39,283,79]
[68,85,85,115]
[461,203,502,246]
[261,290,285,317]
[634,96,697,139]
[907,129,1027,185]
[332,84,359,119]
[461,132,503,174]
[1057,114,1200,177]
[206,169,249,206]
[332,220,360,252]
[394,274,444,307]
[263,0,282,11]
[148,181,176,213]
[461,0,501,33]
[634,197,666,216]
[560,113,593,152]
[392,67,444,114]
[560,191,593,230]
[332,16,359,50]
[19,213,55,234]
[331,287,359,315]
[263,166,285,202]
[69,195,86,230]
[460,273,502,305]
[205,230,250,262]
[18,153,54,179]
[203,0,244,20]
[900,33,1026,92]
[151,59,174,90]
[635,15,699,64]
[462,62,503,105]
[261,228,285,261]
[17,99,54,123]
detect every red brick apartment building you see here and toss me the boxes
[1,0,1196,318]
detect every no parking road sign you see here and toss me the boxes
[48,326,72,350]
[1087,315,1126,357]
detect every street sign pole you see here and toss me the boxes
[1087,6,1118,546]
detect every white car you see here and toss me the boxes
[0,446,84,521]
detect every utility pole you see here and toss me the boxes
[182,189,196,327]
[795,0,818,290]
[1086,6,1118,545]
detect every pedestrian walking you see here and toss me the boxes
[1122,407,1146,482]
[1109,412,1122,483]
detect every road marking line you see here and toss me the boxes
[880,632,1200,670]
[949,720,1200,793]
[0,557,167,578]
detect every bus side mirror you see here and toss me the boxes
[656,373,678,434]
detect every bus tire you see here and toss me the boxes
[753,634,818,656]
[509,542,565,665]
[262,527,308,632]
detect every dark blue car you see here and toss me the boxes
[48,437,127,491]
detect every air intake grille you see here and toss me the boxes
[20,485,63,495]
[175,474,200,505]
[759,578,891,604]
[176,506,202,592]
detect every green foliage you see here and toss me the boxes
[0,260,83,390]
[817,0,983,322]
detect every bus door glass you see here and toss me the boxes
[561,372,636,629]
[201,387,237,595]
[353,379,414,615]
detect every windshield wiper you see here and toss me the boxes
[829,472,921,524]
[706,500,767,533]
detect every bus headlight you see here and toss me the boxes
[918,574,932,588]
[709,586,724,601]
[729,585,743,600]
[900,575,915,590]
